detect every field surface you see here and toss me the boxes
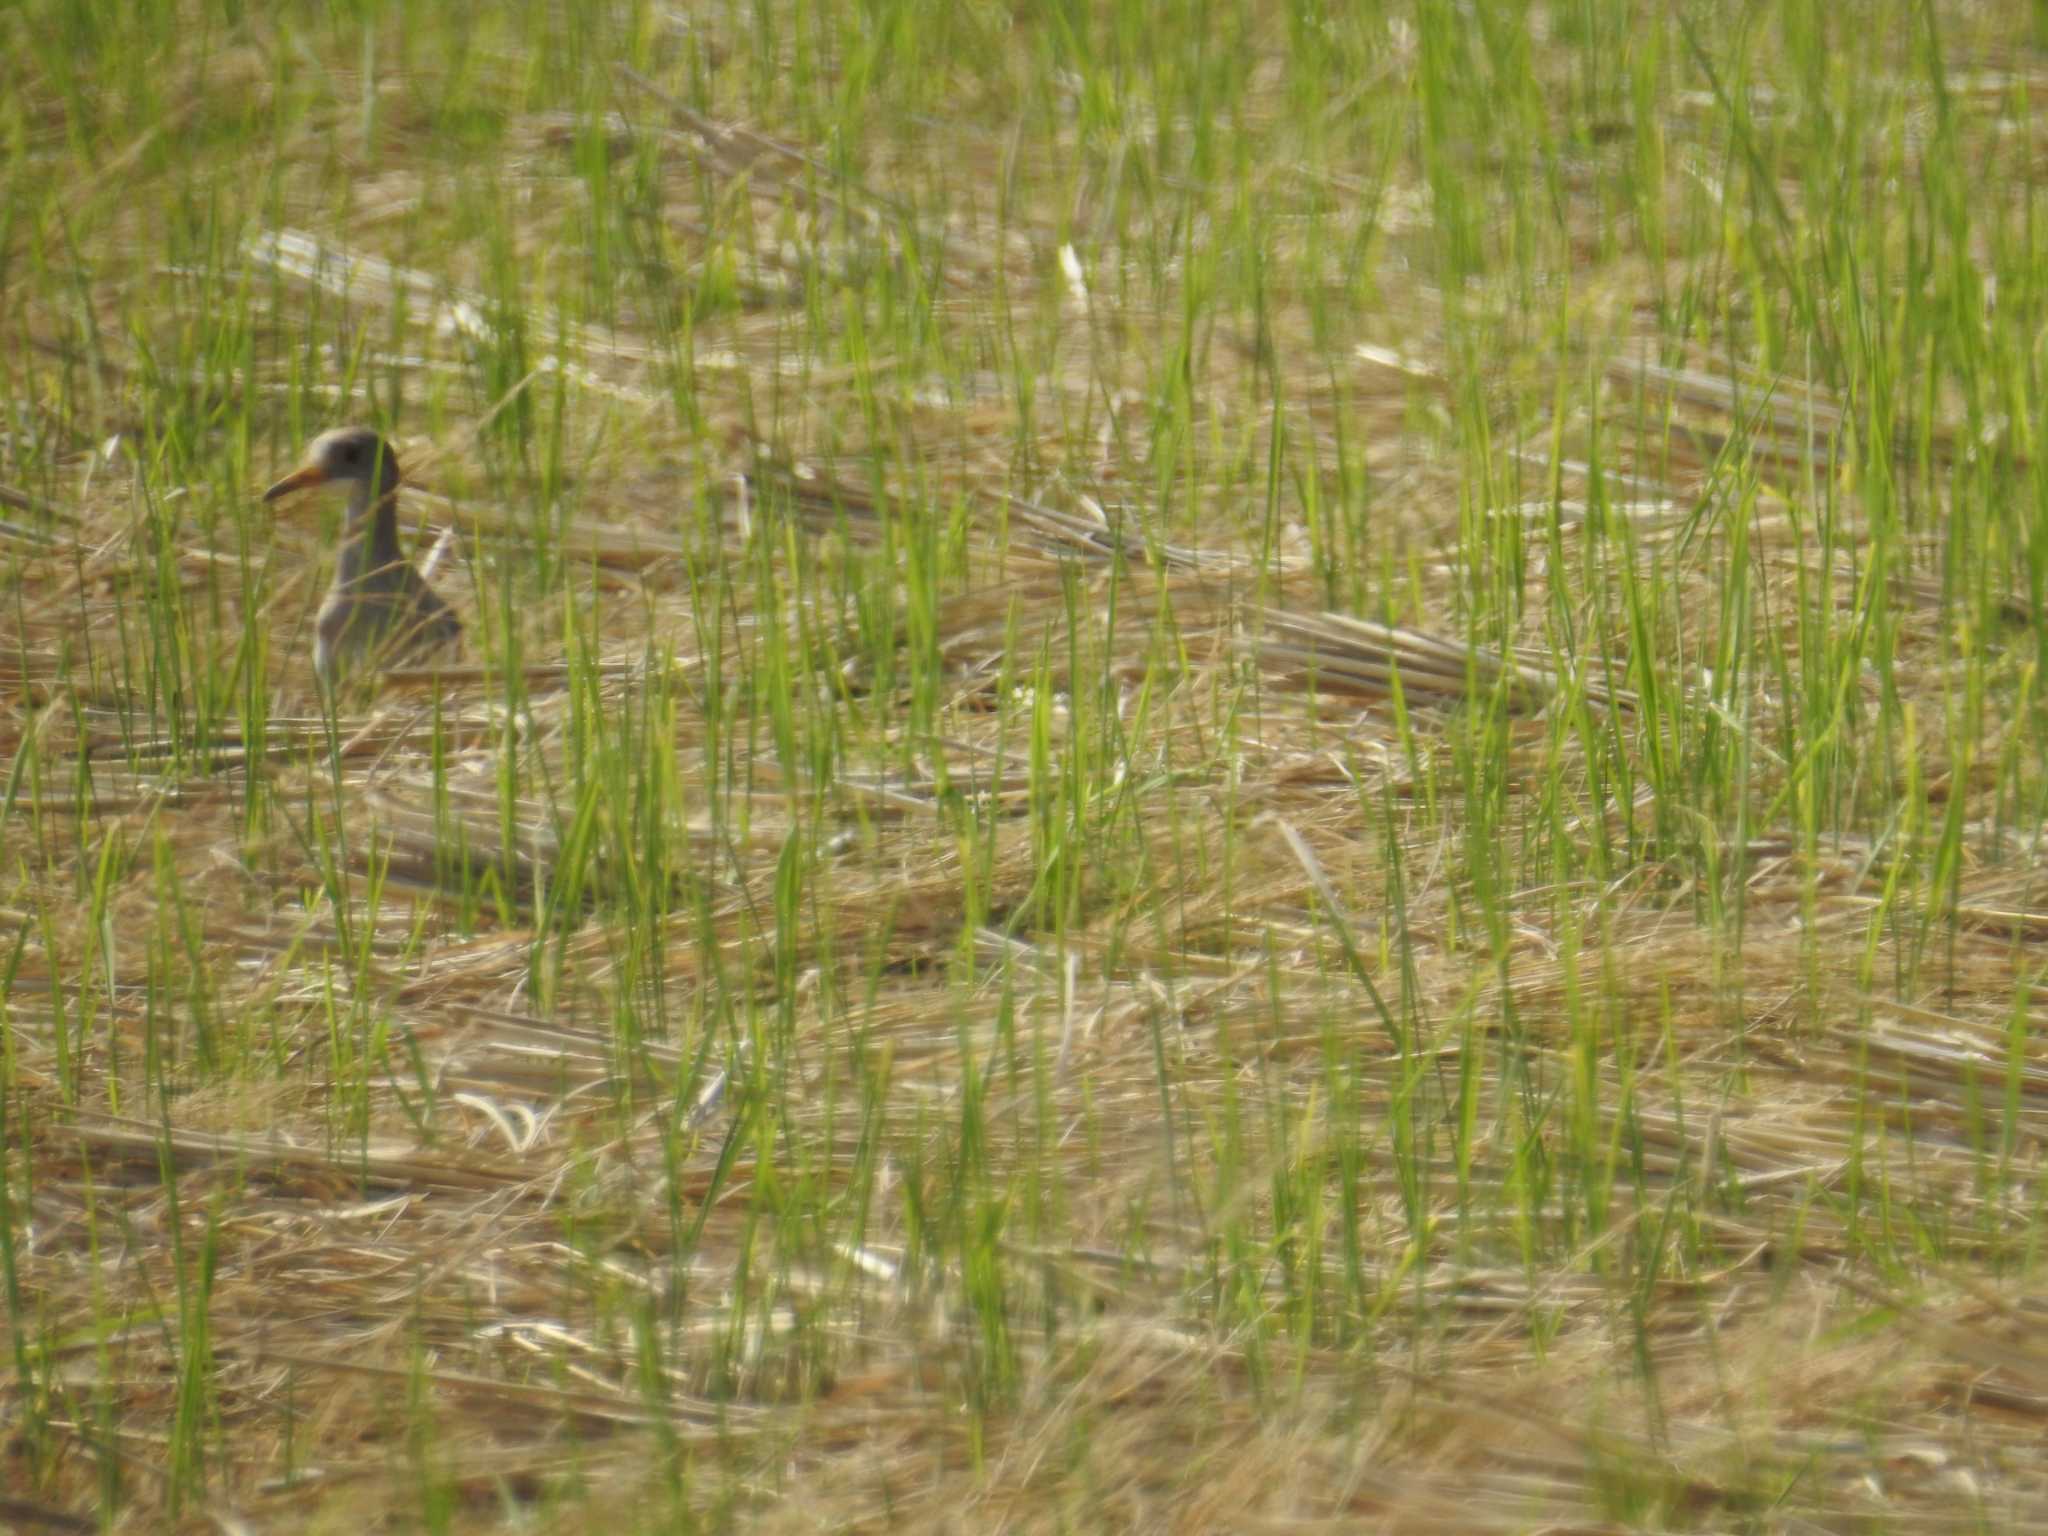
[7,1,2048,1530]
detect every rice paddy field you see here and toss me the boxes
[6,0,2048,1529]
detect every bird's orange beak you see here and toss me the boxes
[262,462,330,502]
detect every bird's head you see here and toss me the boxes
[262,427,402,510]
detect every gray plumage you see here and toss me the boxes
[263,428,461,685]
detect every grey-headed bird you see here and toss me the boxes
[263,427,461,685]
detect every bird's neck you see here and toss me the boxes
[337,487,405,587]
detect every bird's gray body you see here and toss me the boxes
[313,543,461,682]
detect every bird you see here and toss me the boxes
[262,427,461,686]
